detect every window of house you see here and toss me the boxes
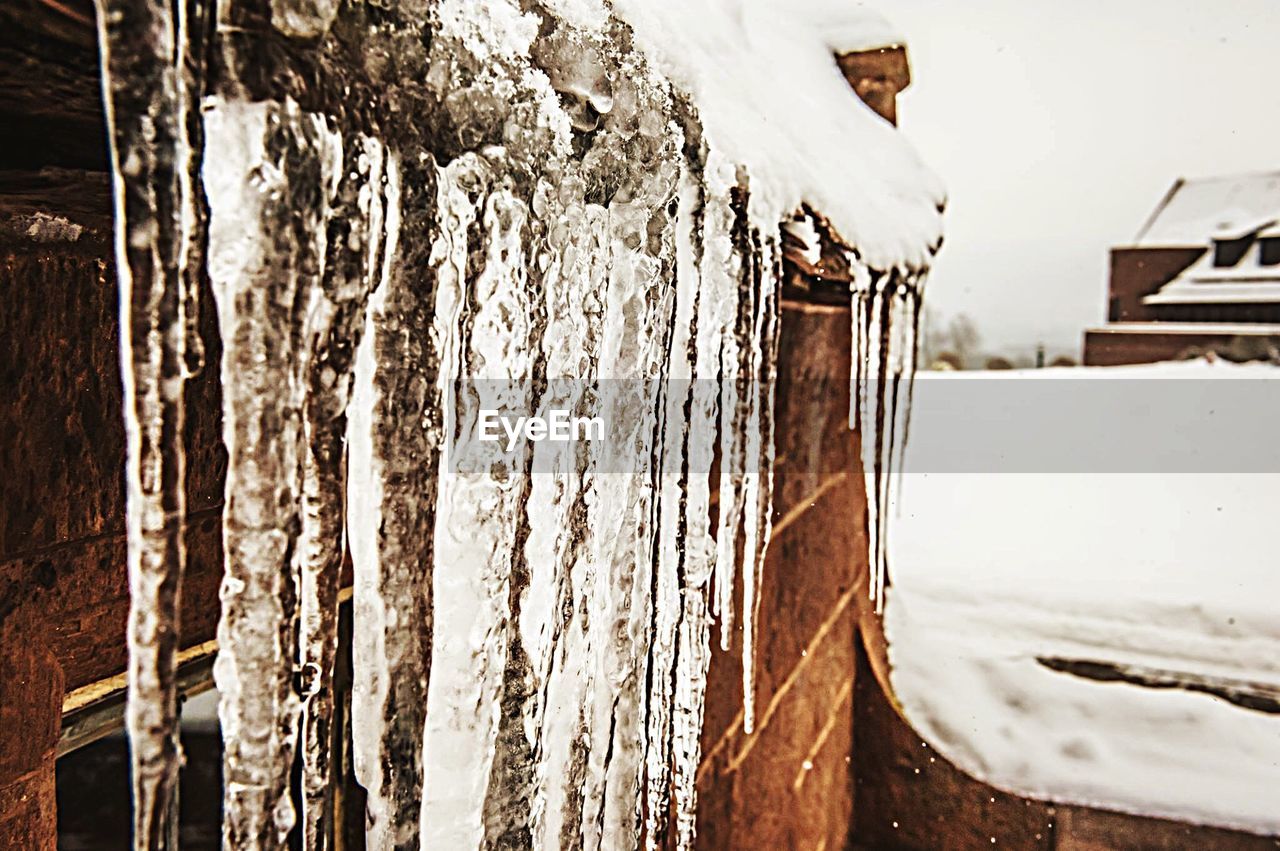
[1213,235,1254,267]
[1260,237,1280,266]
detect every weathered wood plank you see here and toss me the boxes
[0,0,106,171]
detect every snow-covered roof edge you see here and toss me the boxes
[1132,169,1280,248]
[609,0,945,272]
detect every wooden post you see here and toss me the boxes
[0,616,64,851]
[835,46,912,126]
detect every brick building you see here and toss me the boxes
[1084,171,1280,365]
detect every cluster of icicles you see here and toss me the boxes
[97,0,925,848]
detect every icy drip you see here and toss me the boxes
[708,181,782,736]
[851,267,925,612]
[641,163,700,851]
[344,147,443,851]
[592,192,680,850]
[738,228,782,736]
[670,152,736,851]
[426,16,599,847]
[297,134,398,850]
[204,98,341,847]
[624,146,787,848]
[712,190,748,656]
[95,0,201,844]
[780,206,929,610]
[475,169,604,851]
[497,179,607,849]
[518,196,611,850]
[693,165,737,669]
[468,16,695,851]
[420,154,545,849]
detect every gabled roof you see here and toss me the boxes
[1134,170,1280,247]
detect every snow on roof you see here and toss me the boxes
[1134,170,1280,247]
[1144,280,1280,305]
[791,0,906,53]
[610,0,944,272]
[885,360,1280,835]
[1131,171,1280,302]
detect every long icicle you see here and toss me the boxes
[422,166,542,849]
[712,181,751,655]
[850,265,928,613]
[643,153,701,851]
[105,0,941,845]
[346,149,439,851]
[297,133,394,850]
[738,228,781,736]
[204,97,340,848]
[95,0,200,844]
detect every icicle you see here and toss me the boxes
[850,262,927,613]
[592,196,677,849]
[850,260,872,434]
[696,158,740,662]
[491,193,592,848]
[477,176,563,848]
[421,157,544,849]
[522,196,611,851]
[642,158,701,851]
[669,144,737,851]
[95,0,201,844]
[711,185,749,655]
[297,133,392,851]
[738,230,782,736]
[710,179,783,736]
[108,1,940,847]
[897,276,927,479]
[204,97,340,848]
[345,146,445,851]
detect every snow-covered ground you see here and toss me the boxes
[885,361,1280,835]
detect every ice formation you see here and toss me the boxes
[95,0,203,844]
[97,0,942,847]
[853,267,926,613]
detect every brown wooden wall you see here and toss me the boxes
[0,234,227,696]
[0,218,227,846]
[695,300,866,850]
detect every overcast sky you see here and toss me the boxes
[884,0,1280,357]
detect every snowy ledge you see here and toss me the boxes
[884,361,1280,836]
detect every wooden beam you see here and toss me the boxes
[836,46,911,127]
[0,0,107,171]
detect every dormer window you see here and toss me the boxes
[1262,237,1280,267]
[1212,235,1254,268]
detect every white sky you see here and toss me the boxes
[885,0,1280,356]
